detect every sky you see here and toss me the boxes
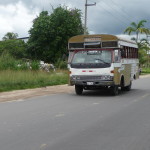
[0,0,150,40]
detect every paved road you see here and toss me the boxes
[0,77,150,150]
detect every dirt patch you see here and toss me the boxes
[0,85,74,103]
[140,74,150,78]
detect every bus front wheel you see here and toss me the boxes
[111,85,119,96]
[75,85,83,95]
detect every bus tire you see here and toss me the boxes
[125,81,132,91]
[111,85,119,96]
[120,76,125,91]
[75,85,83,95]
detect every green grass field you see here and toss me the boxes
[141,68,150,75]
[0,68,149,92]
[0,70,68,92]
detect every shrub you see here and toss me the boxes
[55,59,67,69]
[31,60,40,70]
[0,52,18,70]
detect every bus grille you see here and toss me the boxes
[73,76,102,80]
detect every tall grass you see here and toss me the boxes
[141,67,150,74]
[0,52,40,71]
[0,70,68,92]
[0,52,18,70]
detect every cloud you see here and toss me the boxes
[87,0,150,39]
[0,1,39,40]
[0,0,150,40]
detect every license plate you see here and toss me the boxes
[87,82,94,85]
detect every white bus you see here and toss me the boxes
[68,34,139,95]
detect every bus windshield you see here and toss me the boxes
[72,50,112,64]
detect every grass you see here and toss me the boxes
[141,67,150,75]
[0,70,68,92]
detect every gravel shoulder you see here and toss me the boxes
[0,74,150,103]
[0,85,74,103]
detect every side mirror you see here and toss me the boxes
[67,63,71,69]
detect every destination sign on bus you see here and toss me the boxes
[84,37,101,42]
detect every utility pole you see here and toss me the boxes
[84,0,96,35]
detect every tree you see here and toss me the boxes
[2,32,18,41]
[27,6,84,63]
[138,38,150,67]
[124,20,150,43]
[0,39,27,59]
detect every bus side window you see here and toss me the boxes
[121,49,126,58]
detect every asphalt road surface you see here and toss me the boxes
[0,76,150,150]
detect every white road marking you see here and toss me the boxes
[55,113,65,118]
[93,102,100,105]
[130,93,150,104]
[141,93,150,98]
[40,143,48,150]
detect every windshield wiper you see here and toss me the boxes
[95,59,110,64]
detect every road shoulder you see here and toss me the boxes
[0,85,74,103]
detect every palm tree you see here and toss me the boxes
[138,38,150,67]
[2,32,18,41]
[124,20,150,43]
[138,38,149,48]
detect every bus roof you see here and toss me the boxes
[68,34,136,45]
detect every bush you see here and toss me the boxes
[0,52,18,70]
[141,68,150,74]
[0,52,41,71]
[31,60,40,70]
[55,59,67,69]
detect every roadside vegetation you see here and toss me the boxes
[124,20,150,74]
[0,51,68,92]
[141,68,150,75]
[0,5,83,92]
[0,70,68,92]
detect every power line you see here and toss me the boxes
[97,2,129,28]
[98,1,130,27]
[96,0,134,25]
[108,0,134,23]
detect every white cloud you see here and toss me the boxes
[0,0,150,41]
[0,1,39,40]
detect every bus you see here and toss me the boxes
[68,34,139,95]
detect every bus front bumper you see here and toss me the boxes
[71,80,114,86]
[70,76,114,86]
[70,75,114,86]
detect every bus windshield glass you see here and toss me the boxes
[72,50,112,64]
[71,50,112,68]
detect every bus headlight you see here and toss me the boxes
[71,76,79,80]
[101,75,113,80]
[71,76,76,80]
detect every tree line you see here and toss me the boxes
[0,6,84,66]
[124,20,150,66]
[0,5,150,68]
